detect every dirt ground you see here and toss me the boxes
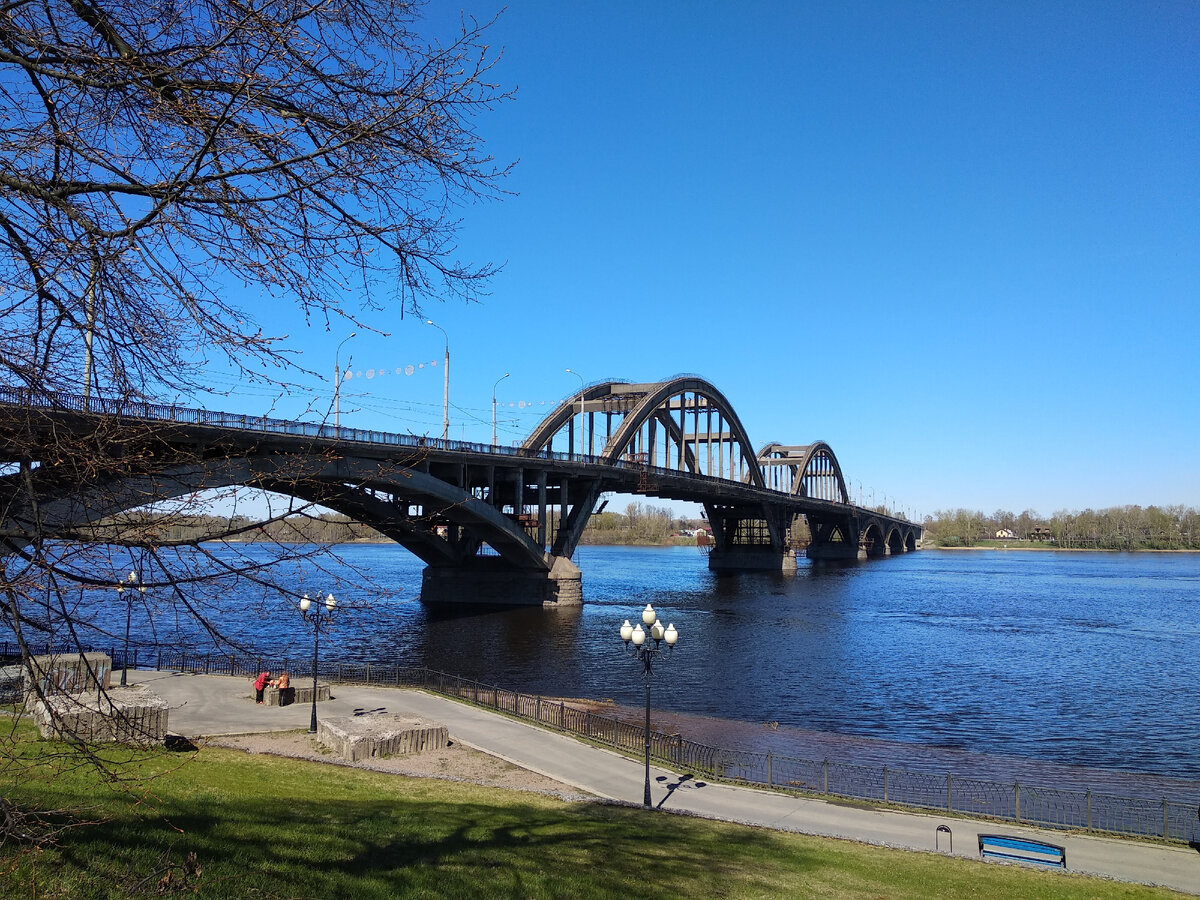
[203,731,594,801]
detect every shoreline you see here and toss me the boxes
[928,545,1200,553]
[211,540,1195,554]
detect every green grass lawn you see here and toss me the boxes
[0,719,1187,899]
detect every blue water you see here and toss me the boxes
[19,544,1200,784]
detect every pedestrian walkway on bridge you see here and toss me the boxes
[134,669,1199,896]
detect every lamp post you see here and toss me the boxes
[619,604,679,808]
[491,372,510,446]
[565,368,586,456]
[333,332,357,428]
[299,592,338,734]
[115,571,143,686]
[426,319,450,442]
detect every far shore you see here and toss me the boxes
[928,544,1200,553]
[216,537,1200,553]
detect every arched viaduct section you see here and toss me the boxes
[522,376,764,486]
[0,382,922,606]
[519,378,920,574]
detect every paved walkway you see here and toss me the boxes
[135,669,1200,896]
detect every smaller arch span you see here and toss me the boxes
[755,441,850,504]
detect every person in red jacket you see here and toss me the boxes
[253,671,270,704]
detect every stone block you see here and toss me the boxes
[0,664,23,703]
[30,653,112,695]
[260,681,326,706]
[291,682,329,705]
[31,685,169,745]
[318,714,448,762]
[264,685,296,706]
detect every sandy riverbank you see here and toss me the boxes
[204,730,594,800]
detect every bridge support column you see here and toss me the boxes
[707,547,799,573]
[419,556,582,607]
[805,517,866,562]
[805,541,866,562]
[705,504,796,573]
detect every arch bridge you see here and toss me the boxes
[0,378,921,606]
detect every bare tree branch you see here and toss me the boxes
[1,0,512,399]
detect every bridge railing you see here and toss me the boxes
[0,387,808,501]
[0,387,917,522]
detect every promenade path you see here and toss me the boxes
[137,669,1200,896]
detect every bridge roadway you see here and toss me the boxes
[0,379,922,605]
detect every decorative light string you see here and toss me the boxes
[342,359,440,381]
[342,361,551,413]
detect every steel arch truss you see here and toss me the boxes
[756,442,850,504]
[523,377,765,487]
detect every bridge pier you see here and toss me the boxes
[704,504,798,573]
[419,555,582,607]
[805,541,867,562]
[707,548,799,573]
[804,516,867,562]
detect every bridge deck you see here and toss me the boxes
[0,389,915,530]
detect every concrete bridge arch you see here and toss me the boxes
[2,453,564,591]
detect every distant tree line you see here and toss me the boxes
[924,506,1200,550]
[92,505,704,547]
[580,503,698,545]
[84,512,385,545]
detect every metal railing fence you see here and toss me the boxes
[3,641,1193,843]
[151,648,1200,844]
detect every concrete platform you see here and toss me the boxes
[31,684,169,745]
[318,713,449,762]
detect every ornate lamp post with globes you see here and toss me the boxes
[619,604,679,808]
[300,592,338,734]
[116,570,144,686]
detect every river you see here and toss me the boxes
[22,544,1200,794]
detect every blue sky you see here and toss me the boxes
[209,1,1199,519]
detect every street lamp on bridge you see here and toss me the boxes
[565,368,587,456]
[492,372,510,446]
[299,592,338,734]
[619,604,679,808]
[333,332,357,428]
[426,319,450,442]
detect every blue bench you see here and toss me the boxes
[978,834,1066,868]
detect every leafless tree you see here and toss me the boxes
[1,0,511,400]
[0,0,512,843]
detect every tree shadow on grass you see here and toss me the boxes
[18,787,824,899]
[10,741,1085,900]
